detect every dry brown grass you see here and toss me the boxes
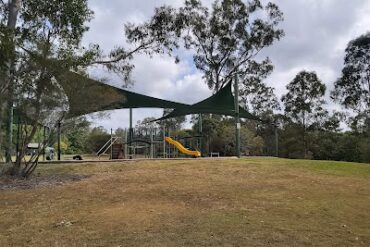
[1,158,370,246]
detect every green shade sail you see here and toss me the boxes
[13,71,261,126]
[56,71,189,118]
[153,81,261,122]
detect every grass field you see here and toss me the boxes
[1,158,370,246]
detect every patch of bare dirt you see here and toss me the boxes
[0,174,90,190]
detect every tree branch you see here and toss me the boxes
[89,42,152,65]
[193,31,214,66]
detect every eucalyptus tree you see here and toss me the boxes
[0,0,97,176]
[126,0,284,93]
[332,33,370,135]
[281,71,327,157]
[0,0,170,177]
[240,80,280,116]
[0,0,21,163]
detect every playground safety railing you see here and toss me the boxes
[96,137,121,157]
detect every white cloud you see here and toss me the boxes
[265,0,370,102]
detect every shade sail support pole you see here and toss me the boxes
[234,74,240,158]
[275,123,279,157]
[57,122,61,161]
[129,108,133,159]
[199,114,203,156]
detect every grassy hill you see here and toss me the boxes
[1,158,370,246]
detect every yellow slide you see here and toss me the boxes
[165,137,201,157]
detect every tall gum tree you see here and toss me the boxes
[281,71,327,157]
[125,0,284,105]
[332,33,370,135]
[0,0,21,162]
[0,0,173,177]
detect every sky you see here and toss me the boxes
[82,0,370,130]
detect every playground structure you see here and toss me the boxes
[38,71,269,161]
[96,126,202,159]
[3,70,281,162]
[6,71,274,162]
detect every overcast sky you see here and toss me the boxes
[82,0,370,130]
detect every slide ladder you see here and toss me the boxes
[165,137,201,157]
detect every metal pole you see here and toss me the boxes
[129,108,133,159]
[43,126,46,161]
[150,127,154,158]
[16,115,20,157]
[275,124,279,157]
[163,127,166,158]
[57,122,61,161]
[168,128,171,158]
[124,129,128,158]
[129,108,133,137]
[234,73,241,158]
[199,114,203,156]
[110,128,113,159]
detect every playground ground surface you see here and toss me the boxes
[1,157,370,246]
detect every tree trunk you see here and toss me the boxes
[4,0,22,163]
[302,111,307,158]
[0,103,2,158]
[7,0,21,28]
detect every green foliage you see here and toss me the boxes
[20,0,93,46]
[62,117,90,154]
[0,0,99,176]
[135,117,158,132]
[53,138,69,154]
[114,128,125,138]
[180,0,284,91]
[1,0,163,176]
[241,82,280,116]
[84,126,110,153]
[281,71,327,157]
[332,32,370,133]
[277,123,370,163]
[192,116,265,156]
[279,123,306,159]
[282,71,327,127]
[159,108,186,131]
[359,138,370,163]
[320,111,345,132]
[176,129,194,139]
